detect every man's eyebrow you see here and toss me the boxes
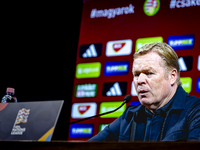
[132,67,156,74]
[132,68,136,74]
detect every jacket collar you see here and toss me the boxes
[169,86,187,110]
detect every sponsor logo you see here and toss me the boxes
[130,101,141,105]
[76,62,101,79]
[167,34,195,50]
[75,83,98,98]
[11,108,30,135]
[131,81,137,96]
[99,124,109,132]
[71,103,97,119]
[198,55,200,71]
[196,77,200,93]
[104,61,129,76]
[144,0,160,16]
[79,43,102,58]
[106,39,132,57]
[135,36,163,52]
[170,0,200,9]
[99,102,126,118]
[178,56,193,71]
[70,124,93,138]
[90,4,134,19]
[180,77,192,93]
[103,82,127,96]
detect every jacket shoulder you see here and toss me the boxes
[121,104,143,119]
[126,104,143,111]
[185,94,200,108]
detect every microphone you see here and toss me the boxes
[69,94,132,125]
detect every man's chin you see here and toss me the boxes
[140,98,154,108]
[139,97,152,105]
[140,99,160,111]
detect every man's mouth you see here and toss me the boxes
[139,90,148,95]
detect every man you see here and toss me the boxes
[89,42,200,141]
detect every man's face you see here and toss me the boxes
[132,51,174,111]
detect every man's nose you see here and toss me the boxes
[137,73,146,85]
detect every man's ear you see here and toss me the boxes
[169,68,177,86]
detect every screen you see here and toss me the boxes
[69,0,200,141]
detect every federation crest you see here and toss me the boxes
[144,0,160,16]
[15,108,30,125]
[11,108,30,135]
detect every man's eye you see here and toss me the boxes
[134,73,139,77]
[146,72,153,75]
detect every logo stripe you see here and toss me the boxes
[103,82,127,96]
[114,82,122,96]
[179,57,187,71]
[79,43,102,58]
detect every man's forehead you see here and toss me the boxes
[134,51,161,61]
[132,53,162,72]
[132,66,156,73]
[133,57,159,67]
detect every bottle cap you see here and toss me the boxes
[6,87,15,94]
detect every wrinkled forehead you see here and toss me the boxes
[132,52,163,72]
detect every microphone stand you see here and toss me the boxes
[69,95,132,125]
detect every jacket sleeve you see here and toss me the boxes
[187,98,200,140]
[88,115,122,141]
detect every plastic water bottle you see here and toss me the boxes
[1,87,17,103]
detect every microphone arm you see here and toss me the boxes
[69,95,132,125]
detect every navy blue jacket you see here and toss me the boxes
[89,86,200,141]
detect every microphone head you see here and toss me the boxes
[124,94,132,103]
